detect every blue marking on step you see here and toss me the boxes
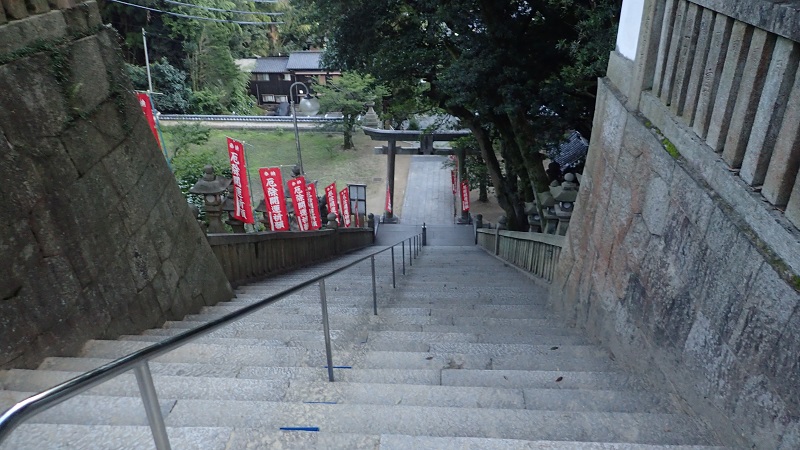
[280,427,320,432]
[324,365,352,369]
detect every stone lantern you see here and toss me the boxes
[362,101,380,128]
[254,199,271,231]
[222,190,246,233]
[537,190,558,234]
[189,165,231,234]
[551,173,579,235]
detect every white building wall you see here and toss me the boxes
[616,0,645,60]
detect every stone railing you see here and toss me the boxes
[645,0,800,229]
[206,228,374,286]
[476,229,564,282]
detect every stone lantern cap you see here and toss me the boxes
[551,185,578,203]
[537,191,556,207]
[254,199,267,213]
[189,165,232,195]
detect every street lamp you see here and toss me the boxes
[289,81,320,176]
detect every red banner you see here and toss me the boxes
[259,167,289,231]
[460,179,470,212]
[306,182,322,230]
[289,176,310,231]
[325,183,339,225]
[451,170,456,194]
[339,188,352,228]
[227,137,254,224]
[385,183,392,214]
[136,93,161,149]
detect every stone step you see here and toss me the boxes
[200,304,554,320]
[78,340,614,372]
[160,400,716,445]
[0,370,288,402]
[1,394,718,445]
[10,369,665,414]
[0,424,234,450]
[35,358,637,391]
[280,381,673,413]
[177,312,564,328]
[138,327,586,345]
[0,424,731,450]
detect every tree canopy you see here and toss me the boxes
[296,0,620,230]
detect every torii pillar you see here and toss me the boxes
[362,127,473,224]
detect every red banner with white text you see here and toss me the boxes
[385,183,392,214]
[325,183,340,225]
[339,188,352,228]
[227,137,254,224]
[306,182,322,230]
[259,167,289,231]
[460,179,470,212]
[136,93,162,149]
[289,176,310,231]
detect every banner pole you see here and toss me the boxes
[242,140,258,231]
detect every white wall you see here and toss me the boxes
[616,0,645,60]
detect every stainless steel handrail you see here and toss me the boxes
[0,231,423,449]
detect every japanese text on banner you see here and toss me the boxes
[339,187,352,228]
[289,176,310,231]
[460,180,470,212]
[325,183,340,225]
[227,137,254,224]
[258,167,289,231]
[306,183,322,230]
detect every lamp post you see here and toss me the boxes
[289,81,320,176]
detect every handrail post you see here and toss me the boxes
[134,362,172,450]
[402,241,406,275]
[391,246,396,288]
[318,279,335,382]
[371,255,378,315]
[409,238,413,267]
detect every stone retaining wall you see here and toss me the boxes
[0,1,233,369]
[552,1,800,447]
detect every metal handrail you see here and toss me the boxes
[0,231,424,449]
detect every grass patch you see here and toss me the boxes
[161,127,384,206]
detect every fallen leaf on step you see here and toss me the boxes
[555,376,563,382]
[425,356,433,360]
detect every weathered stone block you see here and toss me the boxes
[0,2,7,23]
[721,28,775,168]
[642,173,670,235]
[67,36,110,116]
[706,20,751,152]
[740,36,800,186]
[2,0,28,19]
[762,64,800,206]
[61,100,130,176]
[25,0,49,14]
[0,55,69,148]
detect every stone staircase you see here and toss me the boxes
[0,245,730,449]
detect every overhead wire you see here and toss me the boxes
[107,0,284,25]
[161,0,283,16]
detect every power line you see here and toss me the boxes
[162,0,283,16]
[107,0,284,25]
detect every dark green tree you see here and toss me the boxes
[126,58,192,113]
[312,72,388,149]
[298,0,619,230]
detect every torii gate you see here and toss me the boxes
[362,126,478,223]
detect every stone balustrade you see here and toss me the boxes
[476,229,564,283]
[647,0,800,228]
[207,229,374,286]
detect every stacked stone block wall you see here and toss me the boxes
[0,1,233,369]
[553,0,800,448]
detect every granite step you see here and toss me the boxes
[0,424,732,450]
[1,395,719,445]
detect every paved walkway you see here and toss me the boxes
[400,155,455,225]
[379,155,473,246]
